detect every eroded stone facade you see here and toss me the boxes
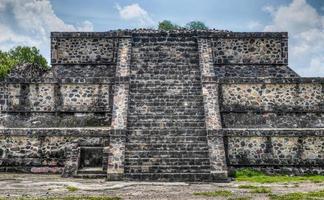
[0,30,323,181]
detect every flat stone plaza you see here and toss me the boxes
[1,173,324,200]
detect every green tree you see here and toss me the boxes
[158,20,181,30]
[0,46,48,78]
[0,51,16,77]
[185,21,208,30]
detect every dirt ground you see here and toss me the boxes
[0,173,324,200]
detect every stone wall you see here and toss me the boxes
[0,82,113,127]
[223,129,324,175]
[213,78,324,174]
[0,32,121,175]
[0,128,110,173]
[217,79,324,128]
[51,36,118,64]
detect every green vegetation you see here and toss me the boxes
[234,168,324,183]
[158,20,181,30]
[250,187,271,194]
[0,46,48,78]
[158,20,208,30]
[228,198,251,200]
[185,21,208,30]
[193,190,232,197]
[270,190,324,200]
[234,168,264,178]
[238,185,271,194]
[66,186,79,192]
[238,185,260,189]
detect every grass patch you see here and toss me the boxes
[234,168,324,183]
[235,168,264,177]
[66,186,79,192]
[193,190,232,197]
[251,187,271,194]
[270,190,324,200]
[238,185,271,194]
[238,185,259,189]
[228,198,251,200]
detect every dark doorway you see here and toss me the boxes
[79,147,103,169]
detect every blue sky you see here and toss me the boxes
[0,0,324,76]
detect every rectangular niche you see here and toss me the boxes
[79,147,104,169]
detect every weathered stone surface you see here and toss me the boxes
[61,84,111,112]
[211,37,287,64]
[0,30,323,181]
[51,37,118,64]
[221,83,323,112]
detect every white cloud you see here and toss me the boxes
[263,0,324,77]
[115,3,154,26]
[0,0,93,63]
[264,0,322,33]
[77,20,94,32]
[296,56,324,76]
[262,5,275,14]
[247,21,263,30]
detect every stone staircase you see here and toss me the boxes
[74,167,107,179]
[125,35,213,181]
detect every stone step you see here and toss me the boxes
[133,69,201,74]
[73,174,106,179]
[133,53,198,58]
[132,40,197,45]
[129,103,204,108]
[132,76,201,82]
[130,93,203,98]
[128,119,205,125]
[132,68,201,74]
[129,83,202,88]
[126,143,208,151]
[125,150,209,158]
[124,173,230,182]
[77,168,105,175]
[132,54,199,60]
[128,128,207,134]
[129,109,204,115]
[128,115,205,120]
[129,103,204,110]
[125,165,211,173]
[128,103,204,109]
[132,44,198,49]
[128,118,205,123]
[129,107,204,115]
[132,61,199,65]
[132,73,201,79]
[127,136,207,143]
[130,90,202,95]
[129,89,202,95]
[133,46,197,50]
[130,79,201,85]
[128,121,205,129]
[124,158,210,166]
[132,63,199,68]
[129,100,203,106]
[129,100,204,108]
